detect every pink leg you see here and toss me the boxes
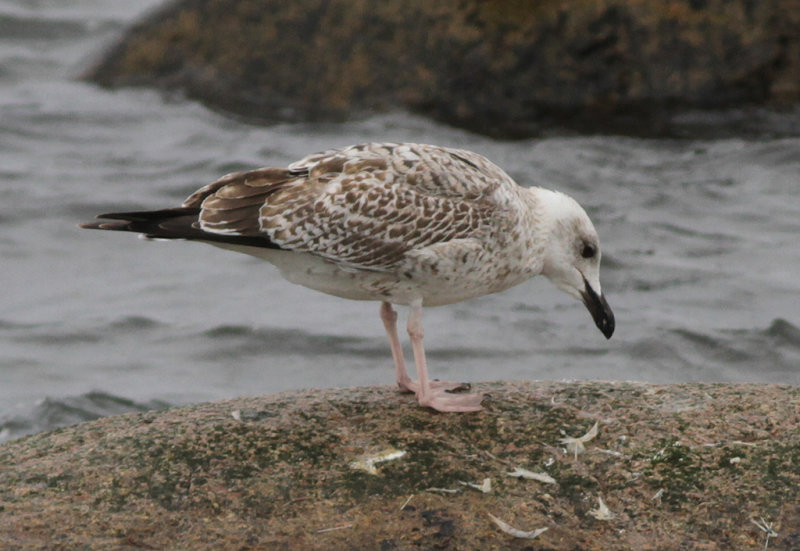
[380,301,472,397]
[380,301,415,392]
[406,300,484,413]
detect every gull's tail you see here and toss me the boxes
[80,208,281,249]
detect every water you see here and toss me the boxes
[2,0,799,443]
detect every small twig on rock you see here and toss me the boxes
[316,523,353,534]
[349,448,407,475]
[506,467,557,485]
[400,494,414,510]
[458,478,492,493]
[487,513,548,539]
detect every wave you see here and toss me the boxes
[3,316,164,346]
[0,14,91,41]
[197,324,386,359]
[626,318,800,381]
[196,324,519,361]
[763,318,800,348]
[0,391,169,444]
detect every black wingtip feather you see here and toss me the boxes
[79,207,283,251]
[95,207,201,222]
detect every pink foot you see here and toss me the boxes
[384,300,484,413]
[417,388,485,413]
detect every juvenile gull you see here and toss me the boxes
[81,142,614,412]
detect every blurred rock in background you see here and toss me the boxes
[87,0,800,138]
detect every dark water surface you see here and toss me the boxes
[2,0,799,442]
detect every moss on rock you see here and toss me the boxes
[1,381,800,549]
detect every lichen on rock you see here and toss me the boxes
[2,381,800,549]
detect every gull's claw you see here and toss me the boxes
[398,379,471,394]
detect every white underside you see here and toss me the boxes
[207,242,533,307]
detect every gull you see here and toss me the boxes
[81,142,614,412]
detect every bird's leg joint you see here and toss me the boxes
[380,301,398,324]
[407,321,424,340]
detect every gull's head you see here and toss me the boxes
[535,188,615,339]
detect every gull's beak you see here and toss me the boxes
[581,277,615,339]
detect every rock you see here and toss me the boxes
[2,381,799,549]
[86,0,800,138]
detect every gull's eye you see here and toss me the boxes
[581,243,596,259]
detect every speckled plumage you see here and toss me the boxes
[82,142,614,412]
[185,143,545,306]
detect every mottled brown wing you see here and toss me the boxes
[260,145,506,270]
[289,143,512,201]
[190,143,513,272]
[185,168,297,236]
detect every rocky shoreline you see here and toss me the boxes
[2,381,799,550]
[85,0,800,138]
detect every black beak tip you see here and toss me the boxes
[581,278,615,340]
[600,313,615,339]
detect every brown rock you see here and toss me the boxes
[86,0,800,138]
[2,381,799,549]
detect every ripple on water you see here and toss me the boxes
[107,315,164,331]
[763,318,800,348]
[635,321,800,378]
[197,325,385,360]
[0,391,170,443]
[196,324,514,362]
